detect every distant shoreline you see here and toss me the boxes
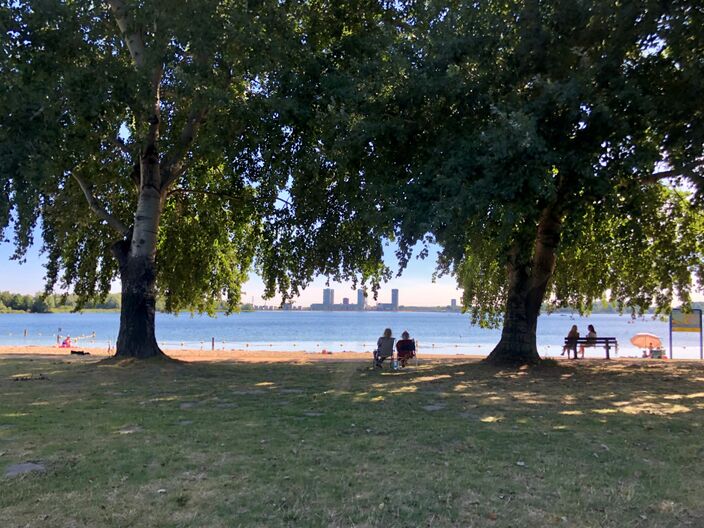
[0,308,673,315]
[0,307,459,314]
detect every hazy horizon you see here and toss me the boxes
[3,235,701,307]
[0,237,463,307]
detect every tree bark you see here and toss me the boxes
[486,206,562,366]
[111,154,166,359]
[113,239,163,359]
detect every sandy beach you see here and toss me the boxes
[0,345,481,363]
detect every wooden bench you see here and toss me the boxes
[563,337,618,359]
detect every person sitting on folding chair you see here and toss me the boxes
[395,330,416,367]
[374,328,395,368]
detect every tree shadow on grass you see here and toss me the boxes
[3,356,704,527]
[359,358,704,416]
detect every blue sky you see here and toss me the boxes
[0,235,463,307]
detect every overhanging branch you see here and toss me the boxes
[646,162,704,188]
[145,63,164,152]
[72,173,130,236]
[107,0,146,68]
[168,187,243,202]
[161,106,208,190]
[168,187,292,207]
[649,169,680,180]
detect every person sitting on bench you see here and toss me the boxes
[561,325,579,358]
[374,328,395,368]
[395,330,416,367]
[579,324,597,358]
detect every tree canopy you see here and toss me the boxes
[275,0,704,363]
[399,0,704,320]
[0,0,404,356]
[1,1,702,363]
[0,0,398,356]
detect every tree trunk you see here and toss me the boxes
[486,259,542,365]
[112,159,166,359]
[486,206,562,366]
[114,244,164,359]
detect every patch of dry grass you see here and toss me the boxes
[1,357,703,527]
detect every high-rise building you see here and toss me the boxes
[357,289,365,310]
[391,289,399,310]
[323,288,334,307]
[451,299,457,308]
[342,297,349,305]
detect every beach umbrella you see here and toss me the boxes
[630,333,662,349]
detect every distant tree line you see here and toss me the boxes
[0,292,254,314]
[548,302,704,316]
[0,291,121,313]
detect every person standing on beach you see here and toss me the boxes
[562,325,579,358]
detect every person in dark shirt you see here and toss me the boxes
[395,330,416,367]
[579,324,597,358]
[562,325,579,358]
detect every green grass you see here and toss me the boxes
[1,357,703,527]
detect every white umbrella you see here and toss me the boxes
[630,333,662,349]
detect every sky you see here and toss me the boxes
[3,229,701,307]
[0,236,463,308]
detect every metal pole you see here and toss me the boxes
[669,311,673,360]
[699,309,703,361]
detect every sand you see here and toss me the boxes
[0,345,479,364]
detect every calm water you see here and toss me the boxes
[0,311,701,359]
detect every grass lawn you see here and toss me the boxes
[1,356,703,527]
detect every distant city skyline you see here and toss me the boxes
[309,287,409,311]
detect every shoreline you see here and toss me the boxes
[0,345,481,363]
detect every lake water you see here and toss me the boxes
[0,311,701,359]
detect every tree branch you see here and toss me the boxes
[106,135,140,190]
[108,135,131,157]
[72,173,130,236]
[160,106,208,190]
[107,0,146,68]
[168,188,244,202]
[168,187,292,207]
[108,0,165,186]
[649,169,680,180]
[145,63,164,151]
[128,160,140,189]
[646,161,703,187]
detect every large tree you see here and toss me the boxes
[404,0,704,365]
[0,1,394,358]
[278,0,704,365]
